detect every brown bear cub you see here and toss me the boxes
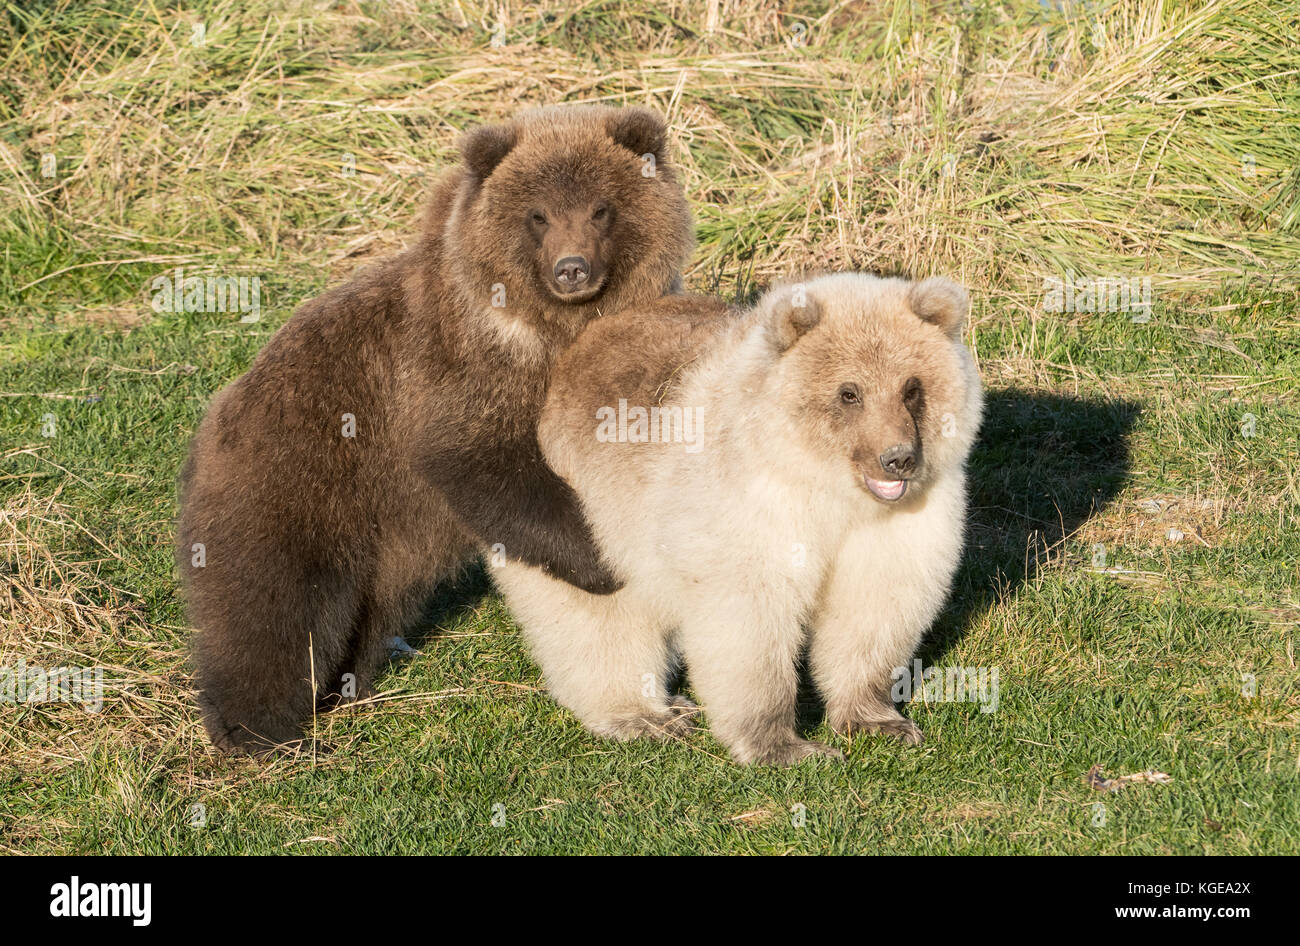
[178,105,694,754]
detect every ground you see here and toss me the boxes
[1,0,1297,854]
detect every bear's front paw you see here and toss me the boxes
[833,715,924,745]
[558,559,624,596]
[739,737,844,767]
[590,702,697,741]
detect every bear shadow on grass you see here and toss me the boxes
[795,389,1140,732]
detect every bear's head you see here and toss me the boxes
[761,273,983,505]
[446,105,694,337]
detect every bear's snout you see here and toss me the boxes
[855,436,923,504]
[878,442,917,478]
[553,255,591,290]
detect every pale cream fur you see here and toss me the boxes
[495,273,984,764]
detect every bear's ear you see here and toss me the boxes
[459,121,518,183]
[607,107,668,163]
[761,284,822,352]
[909,277,969,339]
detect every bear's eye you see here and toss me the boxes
[903,376,924,409]
[838,384,861,406]
[530,211,548,227]
[592,204,609,222]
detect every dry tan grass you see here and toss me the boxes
[4,0,1296,331]
[0,487,193,771]
[0,483,519,820]
[924,798,1014,825]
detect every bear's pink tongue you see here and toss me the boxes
[865,476,907,502]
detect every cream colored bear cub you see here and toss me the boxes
[494,274,984,764]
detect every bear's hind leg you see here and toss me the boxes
[320,576,436,707]
[193,572,360,755]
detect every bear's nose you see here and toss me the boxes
[553,256,590,287]
[879,444,917,478]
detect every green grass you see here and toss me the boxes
[1,0,1298,854]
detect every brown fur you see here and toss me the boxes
[546,294,734,413]
[178,105,693,754]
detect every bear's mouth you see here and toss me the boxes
[548,277,605,303]
[863,475,908,503]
